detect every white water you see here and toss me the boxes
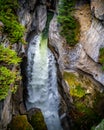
[26,34,62,130]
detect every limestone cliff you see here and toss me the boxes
[49,0,104,129]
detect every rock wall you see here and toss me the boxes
[49,0,104,129]
[1,0,104,129]
[0,27,22,130]
[0,0,72,130]
[49,0,104,88]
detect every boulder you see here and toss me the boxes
[27,108,47,130]
[8,115,33,130]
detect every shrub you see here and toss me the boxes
[0,45,21,65]
[0,45,21,100]
[58,0,80,46]
[0,0,25,44]
[0,66,21,100]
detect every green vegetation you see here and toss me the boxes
[73,101,101,130]
[0,0,25,44]
[99,48,104,70]
[63,72,85,98]
[58,0,80,46]
[63,71,103,130]
[0,45,21,100]
[8,115,33,130]
[29,111,47,130]
[0,45,21,65]
[0,66,20,100]
[91,119,104,130]
[0,0,25,100]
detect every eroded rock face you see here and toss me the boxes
[76,44,104,85]
[49,0,104,129]
[82,19,104,62]
[49,16,73,130]
[18,0,47,35]
[74,1,104,85]
[0,92,12,130]
[91,0,104,21]
[49,16,70,71]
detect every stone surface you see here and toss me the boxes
[73,1,104,85]
[83,19,104,62]
[49,16,73,130]
[27,108,47,130]
[18,0,47,34]
[0,91,12,130]
[36,5,47,32]
[75,3,104,62]
[49,16,70,71]
[76,44,104,85]
[91,0,104,21]
[8,115,33,130]
[49,1,104,128]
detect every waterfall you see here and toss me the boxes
[26,33,63,130]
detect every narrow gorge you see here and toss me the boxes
[0,0,104,130]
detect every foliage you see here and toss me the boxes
[0,66,20,100]
[0,0,25,44]
[0,0,24,99]
[63,72,85,98]
[58,0,80,46]
[0,45,21,65]
[63,71,103,130]
[73,102,101,130]
[0,45,21,100]
[99,48,104,70]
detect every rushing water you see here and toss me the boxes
[26,34,63,130]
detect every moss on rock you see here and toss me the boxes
[28,108,47,130]
[8,115,33,130]
[63,71,104,130]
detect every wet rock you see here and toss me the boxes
[36,5,47,32]
[27,108,47,130]
[49,16,69,71]
[18,0,47,34]
[0,91,12,130]
[49,17,73,129]
[8,115,33,130]
[12,82,26,115]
